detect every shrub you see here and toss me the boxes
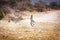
[0,9,4,20]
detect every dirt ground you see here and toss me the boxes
[0,10,60,40]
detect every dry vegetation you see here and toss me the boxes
[0,0,60,40]
[0,27,60,40]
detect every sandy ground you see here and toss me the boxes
[0,10,60,40]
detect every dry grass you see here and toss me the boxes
[0,10,60,40]
[0,27,60,40]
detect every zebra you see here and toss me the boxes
[30,15,35,27]
[8,16,23,23]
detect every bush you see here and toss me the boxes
[0,9,4,20]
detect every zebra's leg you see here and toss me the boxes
[8,17,14,22]
[31,20,33,27]
[8,17,11,22]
